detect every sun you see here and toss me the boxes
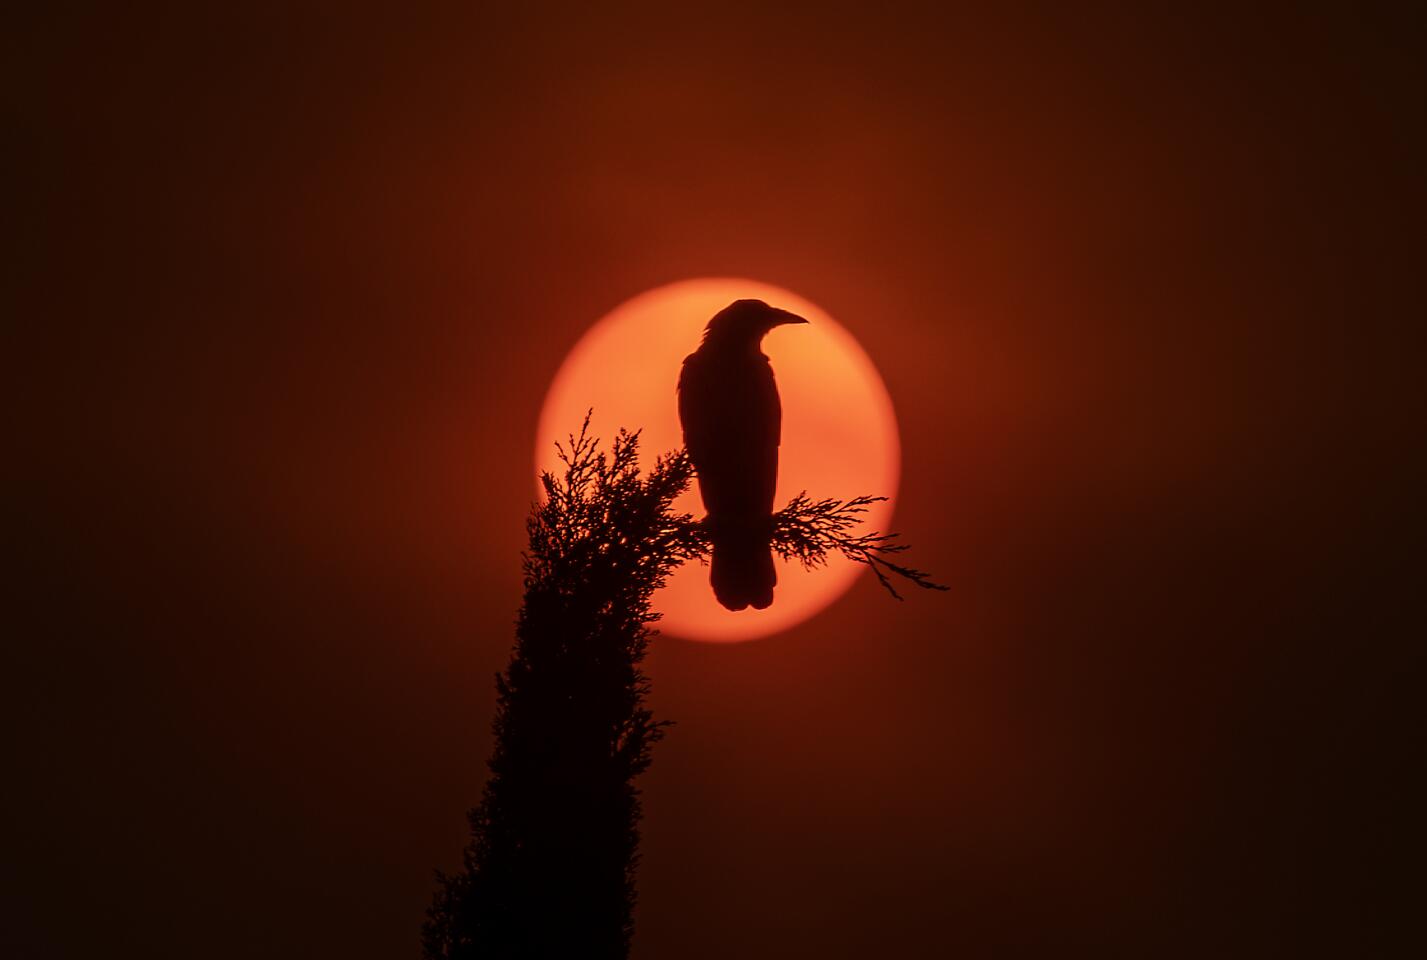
[536,278,899,642]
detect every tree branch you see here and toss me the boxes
[767,492,949,600]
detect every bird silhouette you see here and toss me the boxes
[678,299,809,610]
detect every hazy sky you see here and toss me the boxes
[11,5,1421,958]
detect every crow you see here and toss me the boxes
[678,299,808,610]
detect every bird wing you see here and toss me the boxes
[678,351,781,517]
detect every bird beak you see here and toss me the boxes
[772,309,809,326]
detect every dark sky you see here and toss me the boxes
[10,5,1422,957]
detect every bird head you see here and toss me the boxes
[701,299,809,350]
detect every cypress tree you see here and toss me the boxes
[423,420,700,959]
[424,415,941,958]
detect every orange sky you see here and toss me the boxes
[12,5,1422,959]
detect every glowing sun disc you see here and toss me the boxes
[536,278,899,642]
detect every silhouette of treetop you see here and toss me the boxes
[547,411,948,602]
[423,414,942,960]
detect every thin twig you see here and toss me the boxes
[768,492,949,601]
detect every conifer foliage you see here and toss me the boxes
[423,418,698,959]
[424,416,941,958]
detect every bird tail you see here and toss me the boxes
[710,521,776,611]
